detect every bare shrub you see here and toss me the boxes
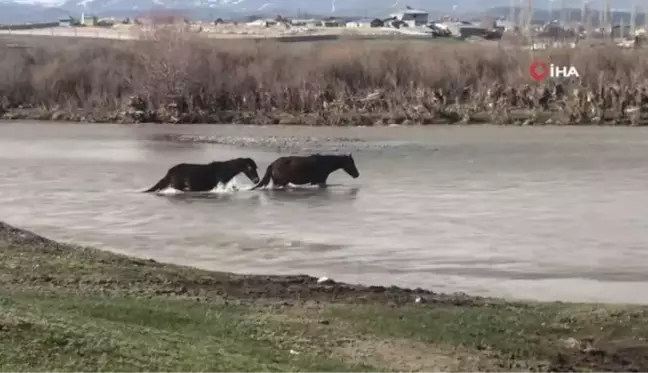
[0,39,136,111]
[1,31,647,124]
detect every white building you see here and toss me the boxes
[346,19,373,28]
[291,19,321,27]
[439,21,487,38]
[388,8,429,27]
[246,19,277,27]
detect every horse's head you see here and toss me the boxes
[240,158,260,184]
[341,154,359,179]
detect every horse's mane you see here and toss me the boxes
[310,153,347,159]
[210,157,256,166]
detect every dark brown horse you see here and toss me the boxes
[250,154,359,190]
[143,157,260,193]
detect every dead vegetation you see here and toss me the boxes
[1,30,648,125]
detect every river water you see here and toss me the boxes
[2,121,648,304]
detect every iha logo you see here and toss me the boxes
[529,60,580,82]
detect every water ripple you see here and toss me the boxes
[2,122,648,304]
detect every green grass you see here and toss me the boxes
[2,221,648,371]
[0,295,371,371]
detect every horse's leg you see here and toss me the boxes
[186,175,214,192]
[271,175,288,189]
[222,178,239,191]
[315,174,329,188]
[189,179,213,192]
[170,175,187,191]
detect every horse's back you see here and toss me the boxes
[275,155,318,169]
[167,163,202,173]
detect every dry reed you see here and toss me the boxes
[1,30,647,125]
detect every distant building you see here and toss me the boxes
[290,19,321,27]
[323,18,345,27]
[96,18,116,27]
[495,19,516,31]
[539,22,577,39]
[389,8,429,27]
[440,21,488,38]
[611,24,633,38]
[80,14,98,27]
[246,18,277,27]
[346,18,374,28]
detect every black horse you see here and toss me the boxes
[143,157,260,193]
[250,154,359,190]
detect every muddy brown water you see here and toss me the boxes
[2,121,648,304]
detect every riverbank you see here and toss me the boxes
[1,220,648,371]
[1,31,648,126]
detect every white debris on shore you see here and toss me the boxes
[317,276,334,284]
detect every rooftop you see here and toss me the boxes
[390,8,428,15]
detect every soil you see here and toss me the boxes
[0,221,480,306]
[550,345,648,372]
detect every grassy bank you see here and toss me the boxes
[1,221,648,371]
[1,31,648,126]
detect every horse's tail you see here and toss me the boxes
[142,174,169,193]
[249,165,272,190]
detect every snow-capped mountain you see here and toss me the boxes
[0,0,641,24]
[1,0,473,18]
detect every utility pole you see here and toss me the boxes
[549,0,553,21]
[525,0,533,40]
[586,0,592,38]
[518,0,525,32]
[631,1,636,37]
[581,0,587,37]
[604,0,611,32]
[560,0,567,26]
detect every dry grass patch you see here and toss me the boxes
[335,338,488,372]
[1,32,648,125]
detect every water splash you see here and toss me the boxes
[154,176,253,195]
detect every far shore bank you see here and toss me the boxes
[2,31,648,128]
[1,219,648,371]
[1,107,647,126]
